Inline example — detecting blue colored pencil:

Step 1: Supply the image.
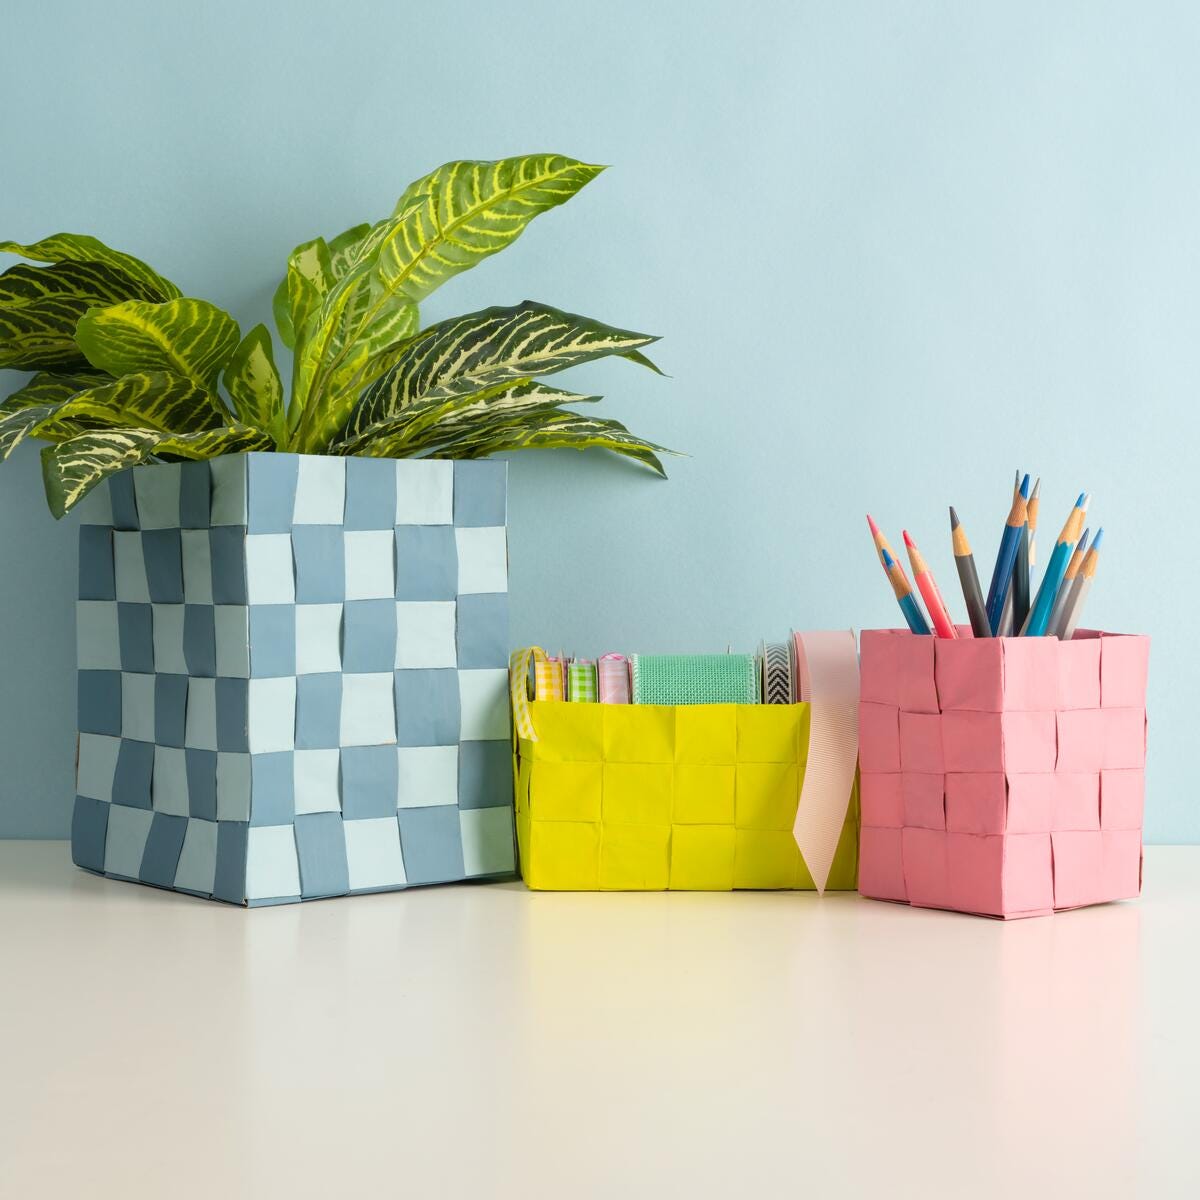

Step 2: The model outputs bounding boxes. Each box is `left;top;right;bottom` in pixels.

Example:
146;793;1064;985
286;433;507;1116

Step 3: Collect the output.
881;547;932;635
1022;493;1090;636
985;473;1031;635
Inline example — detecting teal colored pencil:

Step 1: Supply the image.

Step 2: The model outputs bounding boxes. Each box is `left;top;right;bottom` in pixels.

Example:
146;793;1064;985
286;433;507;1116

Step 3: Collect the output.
882;547;932;635
986;474;1031;635
1023;493;1089;636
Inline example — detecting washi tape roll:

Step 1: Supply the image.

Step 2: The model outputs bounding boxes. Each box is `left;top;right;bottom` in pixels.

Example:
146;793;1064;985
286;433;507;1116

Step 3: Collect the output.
598;653;630;704
567;659;598;702
761;641;793;704
534;655;565;702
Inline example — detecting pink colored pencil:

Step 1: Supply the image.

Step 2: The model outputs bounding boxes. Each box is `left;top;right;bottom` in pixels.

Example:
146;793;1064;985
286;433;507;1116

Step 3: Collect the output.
903;530;959;639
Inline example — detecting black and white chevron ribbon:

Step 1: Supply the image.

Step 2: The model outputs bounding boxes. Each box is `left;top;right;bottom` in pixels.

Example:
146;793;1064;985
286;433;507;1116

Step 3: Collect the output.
761;641;793;704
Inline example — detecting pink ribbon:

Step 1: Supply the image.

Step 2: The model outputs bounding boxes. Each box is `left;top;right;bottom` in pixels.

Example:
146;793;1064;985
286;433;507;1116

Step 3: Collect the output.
792;630;860;893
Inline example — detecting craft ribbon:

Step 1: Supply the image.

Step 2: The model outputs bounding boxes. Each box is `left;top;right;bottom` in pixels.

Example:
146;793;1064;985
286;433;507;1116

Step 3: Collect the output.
761;641;793;704
598;653;630;704
791;629;860;894
508;646;548;742
535;654;565;702
567;659;598;703
631;653;759;705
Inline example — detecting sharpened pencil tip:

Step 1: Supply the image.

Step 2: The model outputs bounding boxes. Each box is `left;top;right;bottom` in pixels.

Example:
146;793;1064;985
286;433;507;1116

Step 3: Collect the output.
902;529;915;548
1031;478;1041;498
1092;528;1104;551
949;506;959;528
866;513;880;536
1076;492;1087;508
1019;474;1031;498
881;547;895;567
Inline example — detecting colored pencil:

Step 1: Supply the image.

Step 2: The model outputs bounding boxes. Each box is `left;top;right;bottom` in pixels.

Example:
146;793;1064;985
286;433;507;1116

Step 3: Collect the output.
1022;492;1090;636
950;507;990;637
1012;478;1038;631
1045;528;1090;639
1026;476;1041;571
881;546;932;635
985;473;1031;635
999;582;1015;636
903;531;959;639
1058;529;1103;641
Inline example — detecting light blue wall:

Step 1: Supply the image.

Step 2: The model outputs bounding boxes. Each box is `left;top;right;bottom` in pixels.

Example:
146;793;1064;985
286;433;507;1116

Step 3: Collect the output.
1;1;1194;839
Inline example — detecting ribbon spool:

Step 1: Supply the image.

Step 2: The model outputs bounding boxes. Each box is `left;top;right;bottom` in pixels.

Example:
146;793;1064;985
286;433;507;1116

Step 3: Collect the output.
761;641;793;704
598;653;630;704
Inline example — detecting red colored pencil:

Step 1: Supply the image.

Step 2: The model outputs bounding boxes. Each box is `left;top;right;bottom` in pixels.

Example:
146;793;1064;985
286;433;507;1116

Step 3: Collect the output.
903;530;960;639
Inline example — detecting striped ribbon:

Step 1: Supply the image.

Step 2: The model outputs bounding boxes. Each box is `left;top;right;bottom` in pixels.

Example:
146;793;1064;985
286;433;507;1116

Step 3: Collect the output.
567;659;598;702
508;646;548;742
598;653;630;704
791;629;860;894
761;641;793;704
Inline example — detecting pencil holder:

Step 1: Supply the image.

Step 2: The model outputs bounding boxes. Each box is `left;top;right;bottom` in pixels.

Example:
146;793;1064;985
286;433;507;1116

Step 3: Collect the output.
509;634;860;891
857;628;1148;919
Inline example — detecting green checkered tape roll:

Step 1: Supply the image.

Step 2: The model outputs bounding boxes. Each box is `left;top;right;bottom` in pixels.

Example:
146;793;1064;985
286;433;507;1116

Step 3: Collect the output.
567;659;597;702
630;653;759;705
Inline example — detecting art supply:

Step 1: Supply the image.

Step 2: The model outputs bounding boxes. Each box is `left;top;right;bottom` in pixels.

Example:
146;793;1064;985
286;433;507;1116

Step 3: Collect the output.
597;653;630;704
1045;528;1090;640
534;655;565;701
761;641;793;703
985;473;1031;635
1027;476;1041;572
880;547;932;635
999;586;1015;637
567;659;597;702
1058;529;1104;640
1022;492;1089;636
631;653;759;705
949;506;990;638
903;531;959;639
1011;477;1038;631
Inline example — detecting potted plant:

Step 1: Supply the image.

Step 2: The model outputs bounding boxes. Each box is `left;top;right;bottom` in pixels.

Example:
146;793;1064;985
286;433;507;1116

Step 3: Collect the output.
0;153;668;905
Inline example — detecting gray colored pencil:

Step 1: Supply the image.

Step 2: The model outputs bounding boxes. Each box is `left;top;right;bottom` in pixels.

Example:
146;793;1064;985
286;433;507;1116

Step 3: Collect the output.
1047;528;1090;638
950;507;991;637
1058;529;1104;640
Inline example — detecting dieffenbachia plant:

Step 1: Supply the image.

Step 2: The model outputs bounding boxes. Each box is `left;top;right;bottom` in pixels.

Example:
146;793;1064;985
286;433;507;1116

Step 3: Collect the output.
0;154;670;516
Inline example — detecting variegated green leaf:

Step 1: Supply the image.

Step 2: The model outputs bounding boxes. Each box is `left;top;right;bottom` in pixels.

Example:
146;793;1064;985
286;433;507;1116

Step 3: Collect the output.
223;325;286;444
294;155;601;451
0;232;179;302
336;379;599;457
328;223;372;277
343;302;659;442
0;401;66;461
0;370;109;415
272;237;333;351
0;259;164;307
41;422;270;518
43;371;227;435
436;410;670;476
0;295;100;371
75;298;240;391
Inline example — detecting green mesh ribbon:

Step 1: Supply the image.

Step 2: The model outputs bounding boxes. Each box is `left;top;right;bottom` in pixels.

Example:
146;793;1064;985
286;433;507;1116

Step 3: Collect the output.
630;653;760;705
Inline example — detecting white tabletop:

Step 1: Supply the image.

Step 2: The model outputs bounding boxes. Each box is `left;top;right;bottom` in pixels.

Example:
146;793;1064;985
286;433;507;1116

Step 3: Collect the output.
0;843;1195;1198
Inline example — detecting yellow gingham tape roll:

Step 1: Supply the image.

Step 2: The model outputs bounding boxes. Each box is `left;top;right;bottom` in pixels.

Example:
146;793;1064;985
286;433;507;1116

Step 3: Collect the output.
509;646;549;742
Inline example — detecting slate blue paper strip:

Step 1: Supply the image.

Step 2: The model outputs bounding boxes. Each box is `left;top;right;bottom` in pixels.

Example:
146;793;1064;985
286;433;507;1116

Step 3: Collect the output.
294;812;351;898
142;529;184;602
104;803;153;879
140;812;188;887
109;471;139;530
249;604;297;677
214;678;249;752
155;673;188;747
179;462;211;529
209;526;248;604
185;749;218;820
295;673;343;749
78;670;122;736
71;794;109;871
341;745;399;820
394;668;461;746
399;805;465;885
249;752;296;826
212;820;249;904
344;456;397;531
79;527;115;600
113;740;154;810
394;526;457;600
247;453;299;534
183;605;217;677
453;461;506;528
292;525;346;603
342;599;397;673
458;740;512;810
117;602;154;673
455;592;509;669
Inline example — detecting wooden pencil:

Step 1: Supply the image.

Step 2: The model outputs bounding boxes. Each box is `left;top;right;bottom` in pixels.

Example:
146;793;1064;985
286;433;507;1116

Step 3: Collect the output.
903;530;959;639
1023;493;1089;636
881;546;932;635
950;507;990;638
985;473;1031;635
1012;478;1038;631
1026;476;1041;572
1058;529;1103;640
1045;527;1090;639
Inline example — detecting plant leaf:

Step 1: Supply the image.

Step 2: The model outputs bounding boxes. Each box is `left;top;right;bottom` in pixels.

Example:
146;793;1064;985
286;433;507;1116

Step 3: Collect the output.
43;370;228;435
75;298;241;391
41;423;270;518
294;155;602;450
0;232;180;302
222;324;285;444
0;370;109;415
336;379;600;457
0;259;165;307
343;301;660;442
0;295;103;371
328;223;372;277
272;237;333;351
0;401;70;461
